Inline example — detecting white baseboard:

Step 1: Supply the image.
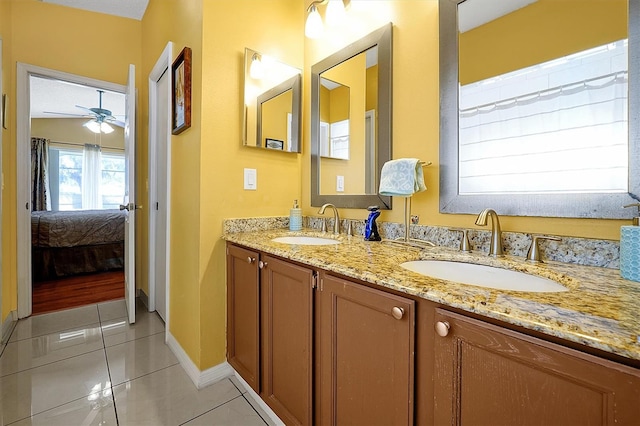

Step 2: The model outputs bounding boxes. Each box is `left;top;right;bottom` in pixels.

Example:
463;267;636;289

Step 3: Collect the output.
1;310;17;345
165;331;233;389
164;331;283;425
231;369;285;426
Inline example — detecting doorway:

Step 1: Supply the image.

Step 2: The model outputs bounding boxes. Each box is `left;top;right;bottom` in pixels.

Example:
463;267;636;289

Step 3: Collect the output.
16;63;136;320
148;42;173;325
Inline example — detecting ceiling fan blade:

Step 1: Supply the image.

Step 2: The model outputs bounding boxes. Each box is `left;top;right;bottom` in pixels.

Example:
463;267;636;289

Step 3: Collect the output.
43;111;89;118
75;105;96;115
109;119;125;128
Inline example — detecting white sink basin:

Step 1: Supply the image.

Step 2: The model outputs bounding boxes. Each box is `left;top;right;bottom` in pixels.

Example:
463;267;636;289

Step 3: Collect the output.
400;260;568;293
272;236;341;246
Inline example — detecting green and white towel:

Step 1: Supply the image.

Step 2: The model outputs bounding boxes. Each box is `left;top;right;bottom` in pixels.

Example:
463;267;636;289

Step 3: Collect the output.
378;158;427;197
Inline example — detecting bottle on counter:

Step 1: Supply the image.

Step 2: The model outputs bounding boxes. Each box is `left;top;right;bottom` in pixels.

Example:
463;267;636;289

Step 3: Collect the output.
289;199;302;231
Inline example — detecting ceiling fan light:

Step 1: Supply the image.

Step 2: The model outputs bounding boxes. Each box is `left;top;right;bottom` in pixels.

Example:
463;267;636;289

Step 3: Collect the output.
84;119;102;134
100;122;115;134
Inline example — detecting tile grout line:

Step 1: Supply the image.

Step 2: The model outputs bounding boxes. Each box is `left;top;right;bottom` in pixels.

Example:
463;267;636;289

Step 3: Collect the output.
176;394;246;426
241;393;271;426
97;303;121;426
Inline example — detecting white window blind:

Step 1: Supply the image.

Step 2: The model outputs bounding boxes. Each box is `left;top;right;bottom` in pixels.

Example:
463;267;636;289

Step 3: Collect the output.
459;40;628;195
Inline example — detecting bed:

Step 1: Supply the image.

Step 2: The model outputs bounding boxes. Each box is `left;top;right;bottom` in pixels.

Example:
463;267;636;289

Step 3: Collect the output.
31;209;126;282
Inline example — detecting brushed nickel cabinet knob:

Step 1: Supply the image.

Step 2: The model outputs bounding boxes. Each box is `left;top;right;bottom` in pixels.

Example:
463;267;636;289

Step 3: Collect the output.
259;261;268;269
391;306;405;320
247;257;256;264
435;321;450;337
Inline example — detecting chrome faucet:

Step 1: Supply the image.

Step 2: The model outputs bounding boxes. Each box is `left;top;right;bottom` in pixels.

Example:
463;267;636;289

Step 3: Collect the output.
475;208;503;257
318;203;340;235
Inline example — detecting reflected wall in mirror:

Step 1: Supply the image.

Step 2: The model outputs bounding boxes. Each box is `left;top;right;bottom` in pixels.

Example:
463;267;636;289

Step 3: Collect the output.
311;23;393;208
439;0;639;219
243;48;301;152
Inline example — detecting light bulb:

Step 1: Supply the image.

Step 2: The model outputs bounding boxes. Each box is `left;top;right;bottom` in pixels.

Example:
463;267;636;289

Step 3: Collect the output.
305;5;323;39
249;54;264;80
325;0;345;27
100;122;115;134
84;120;101;134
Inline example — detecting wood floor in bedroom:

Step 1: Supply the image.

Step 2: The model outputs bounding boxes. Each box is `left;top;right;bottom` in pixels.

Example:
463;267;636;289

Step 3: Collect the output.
32;270;125;315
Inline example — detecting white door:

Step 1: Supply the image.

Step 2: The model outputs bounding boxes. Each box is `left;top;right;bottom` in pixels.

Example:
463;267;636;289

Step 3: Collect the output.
154;69;169;321
123;64;137;324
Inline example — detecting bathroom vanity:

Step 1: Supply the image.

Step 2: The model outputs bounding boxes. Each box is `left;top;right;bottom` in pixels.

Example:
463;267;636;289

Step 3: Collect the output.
224;228;640;425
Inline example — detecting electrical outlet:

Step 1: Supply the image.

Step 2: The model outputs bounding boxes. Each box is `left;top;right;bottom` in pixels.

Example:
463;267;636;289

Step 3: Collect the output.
244;168;257;190
411;215;420;224
337;175;345;192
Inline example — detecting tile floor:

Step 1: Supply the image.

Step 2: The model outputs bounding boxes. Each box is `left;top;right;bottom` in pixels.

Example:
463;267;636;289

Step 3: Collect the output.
0;299;275;425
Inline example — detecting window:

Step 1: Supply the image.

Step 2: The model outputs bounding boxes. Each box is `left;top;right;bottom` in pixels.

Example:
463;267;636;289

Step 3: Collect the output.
49;147;125;211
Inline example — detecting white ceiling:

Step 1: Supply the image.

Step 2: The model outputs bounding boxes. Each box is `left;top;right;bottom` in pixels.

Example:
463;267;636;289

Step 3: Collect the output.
30;76;126;120
458;0;538;33
41;0;149;20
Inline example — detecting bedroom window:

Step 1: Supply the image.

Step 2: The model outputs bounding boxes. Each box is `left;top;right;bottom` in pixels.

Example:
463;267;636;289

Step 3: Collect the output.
49;147;125;211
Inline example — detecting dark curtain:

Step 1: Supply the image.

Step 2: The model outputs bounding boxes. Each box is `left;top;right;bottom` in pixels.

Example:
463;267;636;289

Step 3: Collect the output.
31;137;51;211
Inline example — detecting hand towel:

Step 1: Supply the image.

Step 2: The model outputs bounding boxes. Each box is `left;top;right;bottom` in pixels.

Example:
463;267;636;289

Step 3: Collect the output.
378;158;427;197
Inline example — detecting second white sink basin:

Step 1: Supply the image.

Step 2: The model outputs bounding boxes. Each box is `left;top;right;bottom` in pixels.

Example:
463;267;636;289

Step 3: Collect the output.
272;236;341;246
400;260;568;293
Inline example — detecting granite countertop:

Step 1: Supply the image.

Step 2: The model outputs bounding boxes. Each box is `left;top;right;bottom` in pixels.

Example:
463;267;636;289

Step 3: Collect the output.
223;228;640;362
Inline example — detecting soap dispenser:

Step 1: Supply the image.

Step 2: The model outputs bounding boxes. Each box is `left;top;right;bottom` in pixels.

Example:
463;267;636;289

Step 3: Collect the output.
620;203;640;282
364;206;382;241
289;199;302;231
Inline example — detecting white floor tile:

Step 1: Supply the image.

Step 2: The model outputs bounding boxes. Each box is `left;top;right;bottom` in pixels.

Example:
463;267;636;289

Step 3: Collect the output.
97;299;128;322
9;305;99;343
113;366;241;426
0;350;110;425
101;311;165;348
183;395;267;426
8;391;117;426
0;323;103;377
105;332;179;386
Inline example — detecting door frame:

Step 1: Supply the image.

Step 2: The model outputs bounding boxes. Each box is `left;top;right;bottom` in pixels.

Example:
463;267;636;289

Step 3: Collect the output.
16;63;126;318
148;42;173;328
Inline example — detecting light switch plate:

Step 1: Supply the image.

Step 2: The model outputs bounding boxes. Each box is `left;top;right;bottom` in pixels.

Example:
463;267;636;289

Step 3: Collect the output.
244;168;257;190
337;175;345;192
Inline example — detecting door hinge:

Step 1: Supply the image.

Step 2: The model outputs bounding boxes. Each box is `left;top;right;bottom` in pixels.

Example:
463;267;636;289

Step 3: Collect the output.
156;202;159;210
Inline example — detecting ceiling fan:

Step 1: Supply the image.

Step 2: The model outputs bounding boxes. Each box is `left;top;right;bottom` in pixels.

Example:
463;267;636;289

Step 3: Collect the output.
75;89;125;134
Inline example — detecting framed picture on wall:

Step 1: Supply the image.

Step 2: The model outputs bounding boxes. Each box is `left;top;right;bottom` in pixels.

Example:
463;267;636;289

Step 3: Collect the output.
172;47;192;135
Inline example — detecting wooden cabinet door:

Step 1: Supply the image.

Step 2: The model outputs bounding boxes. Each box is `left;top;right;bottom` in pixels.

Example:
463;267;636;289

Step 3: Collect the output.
317;273;415;426
226;244;260;392
434;308;640;425
260;255;315;426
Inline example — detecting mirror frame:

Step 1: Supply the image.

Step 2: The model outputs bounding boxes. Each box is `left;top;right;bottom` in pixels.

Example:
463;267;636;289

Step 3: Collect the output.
439;0;640;219
256;74;301;151
311;23;393;209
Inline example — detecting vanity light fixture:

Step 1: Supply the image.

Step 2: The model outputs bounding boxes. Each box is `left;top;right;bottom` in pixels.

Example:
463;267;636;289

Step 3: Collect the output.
249;53;264;79
305;0;347;38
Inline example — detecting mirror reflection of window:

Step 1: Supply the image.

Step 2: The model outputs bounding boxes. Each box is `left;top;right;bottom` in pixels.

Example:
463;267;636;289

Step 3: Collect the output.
457;0;628;196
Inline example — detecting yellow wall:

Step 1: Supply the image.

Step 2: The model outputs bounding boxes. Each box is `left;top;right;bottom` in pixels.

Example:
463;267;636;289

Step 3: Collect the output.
303;0;628;242
0;0;141;323
1;0;13;323
31;118;125;151
199;0;303;369
460;0;628;84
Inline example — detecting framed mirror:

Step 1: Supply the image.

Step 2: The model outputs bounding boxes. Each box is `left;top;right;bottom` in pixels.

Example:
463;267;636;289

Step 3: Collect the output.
311;23;393;209
243;48;302;152
439;0;639;219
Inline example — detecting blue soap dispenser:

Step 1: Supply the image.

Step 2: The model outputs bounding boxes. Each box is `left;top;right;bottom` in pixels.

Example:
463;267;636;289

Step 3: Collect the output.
364;206;382;241
620;203;640;282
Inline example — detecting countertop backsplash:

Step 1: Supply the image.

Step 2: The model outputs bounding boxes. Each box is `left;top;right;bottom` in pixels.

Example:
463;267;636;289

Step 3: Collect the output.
223;216;620;269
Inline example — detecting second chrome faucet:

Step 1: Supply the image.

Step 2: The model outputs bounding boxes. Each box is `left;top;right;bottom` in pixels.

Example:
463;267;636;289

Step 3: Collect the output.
475;208;503;257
